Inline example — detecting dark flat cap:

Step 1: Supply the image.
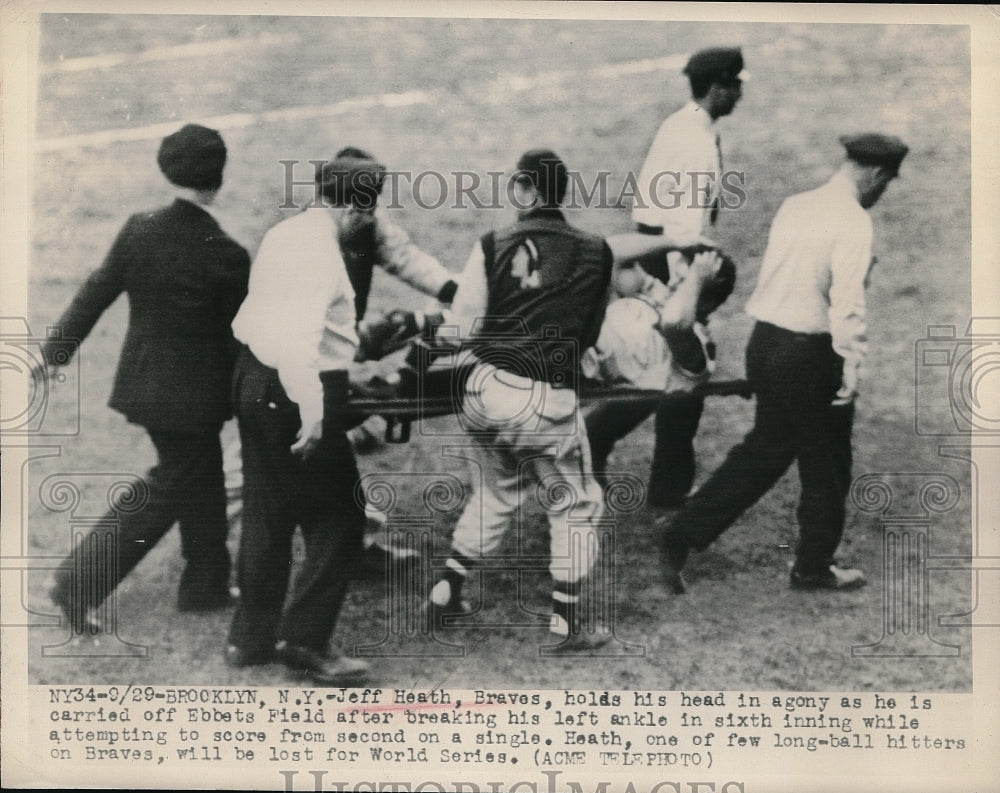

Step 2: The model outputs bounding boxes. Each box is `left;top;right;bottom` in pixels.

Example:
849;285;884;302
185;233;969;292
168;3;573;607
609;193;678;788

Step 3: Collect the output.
157;124;227;190
318;151;386;208
840;133;909;175
683;47;748;83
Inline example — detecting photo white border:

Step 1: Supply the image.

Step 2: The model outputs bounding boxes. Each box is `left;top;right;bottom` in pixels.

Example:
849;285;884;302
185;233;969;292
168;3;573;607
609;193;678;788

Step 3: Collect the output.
2;2;998;790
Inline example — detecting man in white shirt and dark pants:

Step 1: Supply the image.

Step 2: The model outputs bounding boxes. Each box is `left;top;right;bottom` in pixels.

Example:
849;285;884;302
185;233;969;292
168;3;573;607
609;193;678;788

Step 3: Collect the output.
662;133;908;593
223;159;381;684
586;47;747;509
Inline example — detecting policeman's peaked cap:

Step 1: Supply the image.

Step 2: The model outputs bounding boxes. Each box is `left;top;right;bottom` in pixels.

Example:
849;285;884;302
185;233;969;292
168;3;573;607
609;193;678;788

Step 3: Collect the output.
683;47;749;85
839;133;909;176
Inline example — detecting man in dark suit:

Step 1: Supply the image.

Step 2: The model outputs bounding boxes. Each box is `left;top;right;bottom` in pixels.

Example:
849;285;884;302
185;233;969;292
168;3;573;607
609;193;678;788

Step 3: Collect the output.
40;124;251;630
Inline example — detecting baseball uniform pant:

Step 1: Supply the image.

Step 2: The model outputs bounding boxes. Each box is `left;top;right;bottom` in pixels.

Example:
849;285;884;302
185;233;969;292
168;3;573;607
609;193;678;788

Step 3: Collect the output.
586;396;702;505
449;364;605;584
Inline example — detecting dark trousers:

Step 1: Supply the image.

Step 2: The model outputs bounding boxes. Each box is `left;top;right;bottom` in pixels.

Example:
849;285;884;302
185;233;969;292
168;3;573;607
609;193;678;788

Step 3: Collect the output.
670;321;854;577
585;394;704;506
227;347;365;656
54;429;231;610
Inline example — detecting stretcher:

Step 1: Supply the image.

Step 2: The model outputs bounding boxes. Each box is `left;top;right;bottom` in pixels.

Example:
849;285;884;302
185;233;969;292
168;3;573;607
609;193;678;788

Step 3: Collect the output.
344;353;753;443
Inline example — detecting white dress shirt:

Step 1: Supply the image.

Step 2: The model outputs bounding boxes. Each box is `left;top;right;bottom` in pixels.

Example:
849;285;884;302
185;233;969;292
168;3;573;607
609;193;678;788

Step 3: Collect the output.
632;100;721;242
232;207;358;429
745;170;874;383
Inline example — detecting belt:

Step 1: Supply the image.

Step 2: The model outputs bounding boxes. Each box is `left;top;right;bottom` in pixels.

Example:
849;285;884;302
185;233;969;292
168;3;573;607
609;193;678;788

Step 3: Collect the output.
238;343;273;375
636;223;664;235
755;320;833;343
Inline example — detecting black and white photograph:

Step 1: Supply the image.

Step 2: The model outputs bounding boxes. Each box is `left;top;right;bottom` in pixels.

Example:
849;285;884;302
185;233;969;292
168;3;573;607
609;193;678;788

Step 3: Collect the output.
1;2;997;791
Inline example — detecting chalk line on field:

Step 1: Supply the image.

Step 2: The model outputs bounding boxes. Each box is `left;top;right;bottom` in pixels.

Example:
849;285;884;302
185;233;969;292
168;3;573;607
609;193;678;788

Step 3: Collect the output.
41;32;299;75
36;94;434;153
488;53;687;96
36;54;688;153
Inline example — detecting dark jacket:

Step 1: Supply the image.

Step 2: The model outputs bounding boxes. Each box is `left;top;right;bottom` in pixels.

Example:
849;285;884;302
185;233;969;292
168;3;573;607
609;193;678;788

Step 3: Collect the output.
476;208;613;387
44;199;250;432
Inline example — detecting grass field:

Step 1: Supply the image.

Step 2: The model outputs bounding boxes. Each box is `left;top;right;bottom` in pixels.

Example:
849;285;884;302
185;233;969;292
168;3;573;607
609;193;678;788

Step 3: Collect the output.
21;13;974;691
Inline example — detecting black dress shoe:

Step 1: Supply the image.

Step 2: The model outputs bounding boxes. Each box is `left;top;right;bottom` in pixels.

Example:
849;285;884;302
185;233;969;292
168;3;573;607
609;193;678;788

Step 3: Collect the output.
790;565;867;591
660;535;690;595
274;642;370;686
225;644;273;668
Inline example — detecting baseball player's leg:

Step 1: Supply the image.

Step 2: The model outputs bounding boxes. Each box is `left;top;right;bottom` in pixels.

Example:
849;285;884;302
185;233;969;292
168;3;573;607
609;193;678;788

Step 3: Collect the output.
582;296;666;485
349;414;386;454
429;439;522;615
534;407;609;649
584;399;657;486
543;415;605;579
649;394;705;508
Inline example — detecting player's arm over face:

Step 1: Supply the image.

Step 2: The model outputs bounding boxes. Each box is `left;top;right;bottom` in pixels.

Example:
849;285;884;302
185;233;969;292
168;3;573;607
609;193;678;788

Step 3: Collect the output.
603;230;716;265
